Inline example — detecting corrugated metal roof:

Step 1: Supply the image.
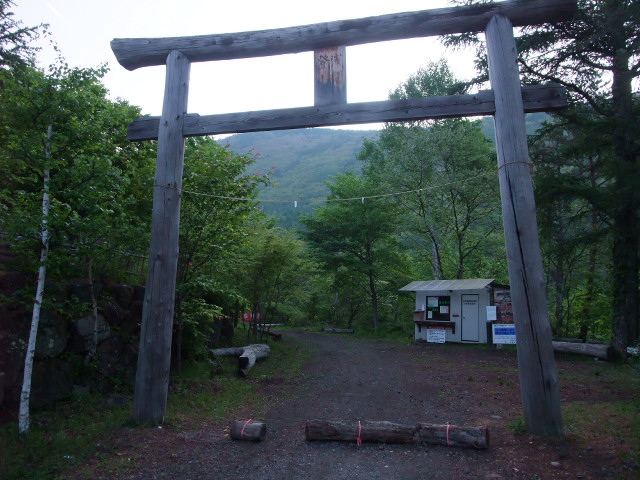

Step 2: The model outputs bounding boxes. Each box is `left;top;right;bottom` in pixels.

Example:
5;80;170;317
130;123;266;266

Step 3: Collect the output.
399;279;495;292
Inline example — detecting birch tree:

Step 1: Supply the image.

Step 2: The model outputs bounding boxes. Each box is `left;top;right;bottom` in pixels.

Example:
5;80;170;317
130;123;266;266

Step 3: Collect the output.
0;64;155;432
17;125;51;434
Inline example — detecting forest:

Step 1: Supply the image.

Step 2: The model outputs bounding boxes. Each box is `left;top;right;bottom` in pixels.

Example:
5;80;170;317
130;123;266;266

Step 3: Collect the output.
0;0;638;433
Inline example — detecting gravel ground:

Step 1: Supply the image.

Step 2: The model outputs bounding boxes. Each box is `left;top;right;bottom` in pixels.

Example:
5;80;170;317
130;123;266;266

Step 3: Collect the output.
72;330;639;480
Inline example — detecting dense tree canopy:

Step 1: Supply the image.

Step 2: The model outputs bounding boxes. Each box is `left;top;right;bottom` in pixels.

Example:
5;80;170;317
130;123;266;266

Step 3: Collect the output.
300;173;404;332
446;0;640;353
0;0;43;69
171;137;269;360
358;61;503;281
0;64;156;282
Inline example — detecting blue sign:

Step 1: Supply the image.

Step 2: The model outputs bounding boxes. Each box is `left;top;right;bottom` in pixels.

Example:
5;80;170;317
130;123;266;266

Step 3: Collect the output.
493;323;516;344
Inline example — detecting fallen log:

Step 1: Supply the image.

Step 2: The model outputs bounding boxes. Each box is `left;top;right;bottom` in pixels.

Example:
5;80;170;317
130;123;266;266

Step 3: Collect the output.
321;327;354;334
305;420;489;449
418;423;489;449
552;341;614;361
211;344;270;376
230;419;267;441
305;420;418;444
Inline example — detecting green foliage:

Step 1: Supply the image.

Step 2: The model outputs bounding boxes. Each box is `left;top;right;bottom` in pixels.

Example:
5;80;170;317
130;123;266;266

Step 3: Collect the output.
225;217;316;328
389;58;468;98
508;417;527;435
359;60;503;281
0;394;130;479
222;129;378;228
300;172;406;331
0;64;156;286
530;110;614;339
446;0;640;349
174;136;268;358
0;0;45;69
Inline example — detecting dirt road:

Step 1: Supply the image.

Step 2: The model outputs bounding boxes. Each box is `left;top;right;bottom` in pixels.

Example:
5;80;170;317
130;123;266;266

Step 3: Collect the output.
81;330;638;480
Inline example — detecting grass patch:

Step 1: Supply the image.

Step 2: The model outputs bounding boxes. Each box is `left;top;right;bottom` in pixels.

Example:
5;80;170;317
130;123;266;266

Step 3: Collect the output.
508;417;527;435
497;378;515;387
0;336;309;479
0;395;130;480
563;400;640;449
167;336;308;423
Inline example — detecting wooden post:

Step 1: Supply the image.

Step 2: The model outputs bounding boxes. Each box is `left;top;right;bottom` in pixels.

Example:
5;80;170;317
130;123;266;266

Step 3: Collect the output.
485;14;563;437
132;50;191;425
314;46;346;106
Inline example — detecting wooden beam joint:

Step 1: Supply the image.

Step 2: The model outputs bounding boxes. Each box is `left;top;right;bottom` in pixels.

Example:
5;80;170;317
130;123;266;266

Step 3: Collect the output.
314;46;347;106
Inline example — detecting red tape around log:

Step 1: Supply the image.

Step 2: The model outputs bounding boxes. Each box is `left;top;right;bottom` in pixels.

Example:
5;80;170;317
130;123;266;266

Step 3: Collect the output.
357;421;362;446
241;418;252;439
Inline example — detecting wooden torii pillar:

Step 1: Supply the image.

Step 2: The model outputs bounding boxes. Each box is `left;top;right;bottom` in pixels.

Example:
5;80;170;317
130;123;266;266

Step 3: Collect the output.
112;0;576;435
130;50;190;424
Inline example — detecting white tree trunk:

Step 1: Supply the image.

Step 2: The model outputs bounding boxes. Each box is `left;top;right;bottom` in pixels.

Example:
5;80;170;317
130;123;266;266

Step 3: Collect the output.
19;125;53;434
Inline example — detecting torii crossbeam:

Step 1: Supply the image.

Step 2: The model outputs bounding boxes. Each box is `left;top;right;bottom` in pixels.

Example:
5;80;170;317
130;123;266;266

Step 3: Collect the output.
111;0;577;436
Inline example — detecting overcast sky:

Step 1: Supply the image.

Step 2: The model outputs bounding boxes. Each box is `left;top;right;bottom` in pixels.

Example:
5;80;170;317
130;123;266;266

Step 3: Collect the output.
16;0;478;127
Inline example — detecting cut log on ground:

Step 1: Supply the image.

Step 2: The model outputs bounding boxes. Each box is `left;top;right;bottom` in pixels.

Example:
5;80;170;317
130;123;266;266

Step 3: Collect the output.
552;341;614;361
321;327;354;334
418;423;489;449
211;344;270;376
305;420;418;444
305;420;489;449
230;420;267;441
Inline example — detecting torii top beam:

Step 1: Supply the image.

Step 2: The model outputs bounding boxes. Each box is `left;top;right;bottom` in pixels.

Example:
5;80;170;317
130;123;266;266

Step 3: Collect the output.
111;0;577;71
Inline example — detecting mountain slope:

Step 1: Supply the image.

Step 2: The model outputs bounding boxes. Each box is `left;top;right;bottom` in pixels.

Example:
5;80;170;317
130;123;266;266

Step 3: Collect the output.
221;129;379;227
221;113;549;227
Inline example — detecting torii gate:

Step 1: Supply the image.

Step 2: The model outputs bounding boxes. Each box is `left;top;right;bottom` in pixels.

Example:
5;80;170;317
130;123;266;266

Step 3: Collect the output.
111;0;577;436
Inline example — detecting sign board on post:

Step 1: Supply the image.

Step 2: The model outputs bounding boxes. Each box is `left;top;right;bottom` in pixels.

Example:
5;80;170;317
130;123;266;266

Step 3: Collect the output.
492;323;517;344
486;306;497;321
427;327;446;344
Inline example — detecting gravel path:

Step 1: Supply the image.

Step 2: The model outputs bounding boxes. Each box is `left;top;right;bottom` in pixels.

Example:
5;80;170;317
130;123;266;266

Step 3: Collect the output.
108;330;490;480
79;330;639;480
231;330;477;480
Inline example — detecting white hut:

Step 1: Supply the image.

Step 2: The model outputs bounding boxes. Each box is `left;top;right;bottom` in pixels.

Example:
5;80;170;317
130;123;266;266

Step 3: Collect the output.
399;279;512;344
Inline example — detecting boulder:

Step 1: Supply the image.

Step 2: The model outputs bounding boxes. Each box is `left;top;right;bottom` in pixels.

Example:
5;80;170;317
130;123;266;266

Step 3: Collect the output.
31;358;73;408
0;332;26;408
73;313;111;352
106;284;135;309
35;311;69;359
102;298;127;327
70;281;103;305
96;336;125;378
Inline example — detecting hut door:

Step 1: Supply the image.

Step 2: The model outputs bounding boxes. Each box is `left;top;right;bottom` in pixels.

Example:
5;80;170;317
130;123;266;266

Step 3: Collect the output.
461;294;479;342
